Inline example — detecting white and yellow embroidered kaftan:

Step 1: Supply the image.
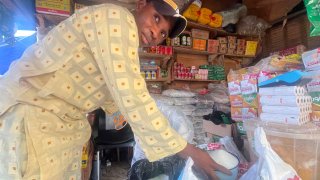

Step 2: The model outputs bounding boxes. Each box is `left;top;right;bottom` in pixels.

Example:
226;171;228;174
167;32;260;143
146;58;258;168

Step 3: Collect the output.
0;4;187;180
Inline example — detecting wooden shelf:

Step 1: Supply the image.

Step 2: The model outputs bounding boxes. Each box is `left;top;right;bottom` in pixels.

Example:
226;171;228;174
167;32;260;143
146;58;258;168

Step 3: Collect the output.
174;78;221;83
173;46;256;58
145;78;168;82
139;52;171;60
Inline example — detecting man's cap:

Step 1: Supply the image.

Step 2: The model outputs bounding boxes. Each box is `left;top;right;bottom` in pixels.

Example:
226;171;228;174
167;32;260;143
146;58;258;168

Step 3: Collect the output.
150;0;187;38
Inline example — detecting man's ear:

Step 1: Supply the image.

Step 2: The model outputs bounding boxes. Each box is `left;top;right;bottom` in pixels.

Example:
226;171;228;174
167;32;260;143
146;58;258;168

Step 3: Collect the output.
136;0;147;11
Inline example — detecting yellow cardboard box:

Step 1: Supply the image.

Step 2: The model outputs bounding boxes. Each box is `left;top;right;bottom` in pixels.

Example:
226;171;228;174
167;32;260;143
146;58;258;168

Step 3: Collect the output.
36;0;72;17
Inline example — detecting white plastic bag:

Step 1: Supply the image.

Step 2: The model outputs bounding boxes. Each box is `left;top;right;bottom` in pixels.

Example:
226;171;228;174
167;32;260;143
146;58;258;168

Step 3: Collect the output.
240;127;301;180
131;101;194;165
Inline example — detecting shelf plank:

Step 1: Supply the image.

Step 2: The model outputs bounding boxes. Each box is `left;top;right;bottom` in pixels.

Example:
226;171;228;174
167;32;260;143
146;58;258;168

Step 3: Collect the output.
145;78;168;82
139;52;171;60
173;78;221;83
173;46;256;58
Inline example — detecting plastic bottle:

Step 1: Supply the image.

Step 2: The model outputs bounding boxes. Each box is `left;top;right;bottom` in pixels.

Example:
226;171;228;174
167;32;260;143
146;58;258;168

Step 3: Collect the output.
197;8;212;25
208;13;223;28
183;0;202;21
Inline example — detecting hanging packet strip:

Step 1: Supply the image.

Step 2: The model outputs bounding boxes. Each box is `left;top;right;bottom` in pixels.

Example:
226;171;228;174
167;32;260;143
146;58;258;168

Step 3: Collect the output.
304;0;320;36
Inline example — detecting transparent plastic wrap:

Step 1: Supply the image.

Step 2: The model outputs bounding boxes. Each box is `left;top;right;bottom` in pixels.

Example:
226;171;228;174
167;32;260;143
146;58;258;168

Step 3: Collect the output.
219;4;247;27
173;97;199;105
175;104;197;116
214;103;231;113
208;91;229;104
195;94;215;109
150;94;175;105
131;101;194;165
192;108;213;117
208;82;228;92
190;116;207;144
162;89;196;98
219;136;248;164
254;54;303;72
236;15;271;37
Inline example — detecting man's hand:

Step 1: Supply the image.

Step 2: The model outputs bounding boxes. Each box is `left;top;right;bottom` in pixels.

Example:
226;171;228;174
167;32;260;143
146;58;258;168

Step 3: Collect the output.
177;143;232;180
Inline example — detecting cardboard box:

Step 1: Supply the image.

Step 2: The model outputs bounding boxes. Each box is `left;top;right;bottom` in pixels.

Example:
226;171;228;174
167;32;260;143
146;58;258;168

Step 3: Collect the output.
227;36;237;44
203;120;232;137
228;42;236;49
36;0;72;17
230;95;243;107
217;37;227;44
311;111;320;121
231;107;258;121
245;41;258;56
242;93;259;108
191;29;210;39
207;39;219;53
219;43;227;54
237;39;246;47
227;48;236;55
207;39;219;46
236;47;245;55
192;38;207;51
207;46;219;53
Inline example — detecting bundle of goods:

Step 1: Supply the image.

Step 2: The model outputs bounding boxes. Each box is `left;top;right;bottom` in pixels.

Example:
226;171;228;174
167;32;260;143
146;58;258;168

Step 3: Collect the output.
259;86;312;125
208;83;230;113
307;73;320;125
201;65;226;80
255;46;305;73
161;89;208;144
228;68;259;122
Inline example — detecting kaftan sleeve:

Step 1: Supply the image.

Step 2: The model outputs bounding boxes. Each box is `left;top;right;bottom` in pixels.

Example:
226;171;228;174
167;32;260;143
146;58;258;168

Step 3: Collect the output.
77;4;187;162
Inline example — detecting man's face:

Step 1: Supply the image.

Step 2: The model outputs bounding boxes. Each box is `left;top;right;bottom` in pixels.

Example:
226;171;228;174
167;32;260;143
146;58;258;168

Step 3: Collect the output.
135;3;171;46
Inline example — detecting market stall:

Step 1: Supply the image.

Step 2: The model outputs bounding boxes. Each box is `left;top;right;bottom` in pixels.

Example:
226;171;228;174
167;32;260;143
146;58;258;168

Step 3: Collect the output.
2;0;320;179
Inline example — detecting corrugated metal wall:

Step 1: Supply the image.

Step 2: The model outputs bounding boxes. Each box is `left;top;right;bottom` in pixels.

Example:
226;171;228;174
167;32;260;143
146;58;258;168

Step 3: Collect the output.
261;14;320;57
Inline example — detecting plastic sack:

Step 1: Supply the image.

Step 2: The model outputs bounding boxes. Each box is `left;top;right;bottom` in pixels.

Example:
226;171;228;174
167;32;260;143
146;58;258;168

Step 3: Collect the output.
219;136;248;164
240;127;300;180
172;97;198;105
214;103;231;113
304;0;320;36
162;89;196;98
195;94;215;109
219;4;247;27
192;108;213;117
128;155;186;180
236;15;271;36
178;157;209;180
150;94;175;105
208;91;229;104
131;101;194;165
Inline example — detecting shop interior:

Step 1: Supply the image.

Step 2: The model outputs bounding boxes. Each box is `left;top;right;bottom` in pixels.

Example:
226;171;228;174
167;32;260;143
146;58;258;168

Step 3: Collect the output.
1;0;320;179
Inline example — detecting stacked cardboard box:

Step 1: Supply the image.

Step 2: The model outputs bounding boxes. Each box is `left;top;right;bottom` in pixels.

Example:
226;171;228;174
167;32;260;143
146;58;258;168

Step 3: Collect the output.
36;0;72;17
218;37;227;54
228;69;258;122
227;36;237;55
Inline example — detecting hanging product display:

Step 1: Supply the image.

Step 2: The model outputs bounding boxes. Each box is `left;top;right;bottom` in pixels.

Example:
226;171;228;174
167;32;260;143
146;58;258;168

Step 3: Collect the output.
304;0;320;36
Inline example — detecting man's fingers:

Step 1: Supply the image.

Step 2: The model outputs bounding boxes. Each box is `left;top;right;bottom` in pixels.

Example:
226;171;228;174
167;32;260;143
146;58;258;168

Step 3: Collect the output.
208;170;220;180
212;163;232;176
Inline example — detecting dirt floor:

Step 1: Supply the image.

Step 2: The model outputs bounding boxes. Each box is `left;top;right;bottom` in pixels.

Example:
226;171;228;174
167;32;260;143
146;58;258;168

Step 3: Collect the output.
101;161;130;180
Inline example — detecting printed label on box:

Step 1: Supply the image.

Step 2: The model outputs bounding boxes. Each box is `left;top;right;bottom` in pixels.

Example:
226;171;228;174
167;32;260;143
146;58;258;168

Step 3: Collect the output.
228;81;241;95
242;93;258;108
309;91;320;111
230;95;243;107
241;79;258;95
